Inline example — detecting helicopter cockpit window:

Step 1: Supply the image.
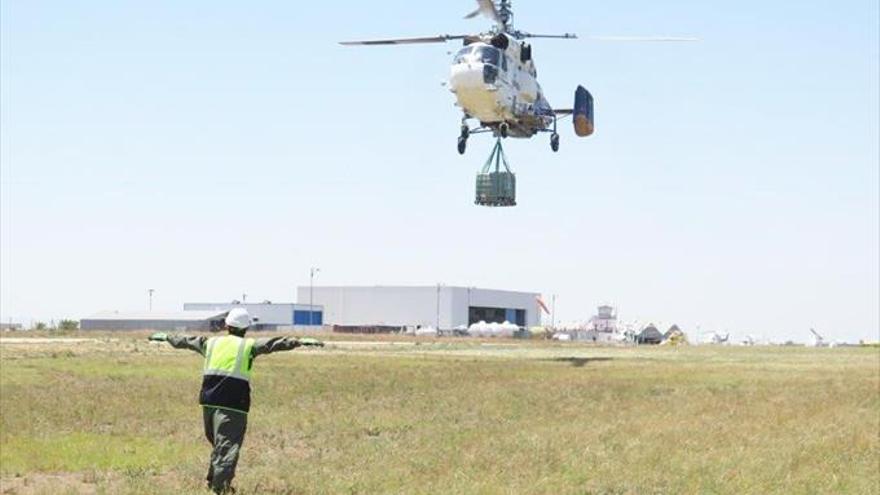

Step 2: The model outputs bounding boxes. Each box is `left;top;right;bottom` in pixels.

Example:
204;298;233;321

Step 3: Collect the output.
454;45;501;67
453;46;473;64
474;46;501;66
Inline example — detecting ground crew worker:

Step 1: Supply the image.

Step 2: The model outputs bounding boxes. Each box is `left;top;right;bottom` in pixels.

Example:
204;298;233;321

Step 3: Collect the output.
148;308;323;494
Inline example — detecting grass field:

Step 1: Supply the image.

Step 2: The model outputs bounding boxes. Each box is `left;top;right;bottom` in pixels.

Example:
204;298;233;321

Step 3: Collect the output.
1;334;878;494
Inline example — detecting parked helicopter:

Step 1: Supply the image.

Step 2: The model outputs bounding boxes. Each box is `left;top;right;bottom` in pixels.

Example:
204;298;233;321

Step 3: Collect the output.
341;0;696;155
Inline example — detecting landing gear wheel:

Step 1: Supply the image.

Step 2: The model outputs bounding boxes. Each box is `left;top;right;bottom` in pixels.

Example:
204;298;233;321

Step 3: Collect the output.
457;136;467;155
550;133;560;152
460;125;470;139
499;123;510;138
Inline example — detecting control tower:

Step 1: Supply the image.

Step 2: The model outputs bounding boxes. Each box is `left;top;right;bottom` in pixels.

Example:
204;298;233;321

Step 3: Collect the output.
590;305;618;333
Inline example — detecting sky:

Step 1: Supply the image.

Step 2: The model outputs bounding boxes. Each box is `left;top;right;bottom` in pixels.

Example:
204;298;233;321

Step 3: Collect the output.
1;0;878;343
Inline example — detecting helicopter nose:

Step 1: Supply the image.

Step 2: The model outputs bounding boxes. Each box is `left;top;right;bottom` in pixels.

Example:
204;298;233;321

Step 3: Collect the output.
449;63;488;92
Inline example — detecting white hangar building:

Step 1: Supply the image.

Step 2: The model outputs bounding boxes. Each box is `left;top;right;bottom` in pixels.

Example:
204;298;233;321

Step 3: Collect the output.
81;310;227;331
183;302;324;329
295;286;541;329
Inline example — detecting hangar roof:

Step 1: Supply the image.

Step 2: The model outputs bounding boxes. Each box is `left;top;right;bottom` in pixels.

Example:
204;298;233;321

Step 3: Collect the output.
83;310;227;321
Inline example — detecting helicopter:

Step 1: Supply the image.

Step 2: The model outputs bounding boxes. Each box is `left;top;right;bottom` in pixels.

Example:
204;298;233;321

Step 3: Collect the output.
341;0;696;155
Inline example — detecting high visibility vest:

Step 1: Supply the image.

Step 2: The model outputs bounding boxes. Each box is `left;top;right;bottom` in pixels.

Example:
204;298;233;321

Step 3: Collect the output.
203;335;255;381
199;335;256;413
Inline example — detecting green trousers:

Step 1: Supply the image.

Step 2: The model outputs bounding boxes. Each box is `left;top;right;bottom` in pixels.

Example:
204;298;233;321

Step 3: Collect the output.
203;407;248;493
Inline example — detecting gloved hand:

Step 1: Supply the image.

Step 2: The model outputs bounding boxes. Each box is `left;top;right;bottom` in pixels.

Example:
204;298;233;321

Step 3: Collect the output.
297;337;324;347
148;332;168;342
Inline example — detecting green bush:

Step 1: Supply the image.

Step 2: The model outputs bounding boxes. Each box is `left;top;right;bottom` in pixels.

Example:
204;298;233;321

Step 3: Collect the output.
58;319;79;331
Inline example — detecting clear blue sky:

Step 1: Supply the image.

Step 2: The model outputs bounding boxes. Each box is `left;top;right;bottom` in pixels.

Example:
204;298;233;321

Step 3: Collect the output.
1;0;878;343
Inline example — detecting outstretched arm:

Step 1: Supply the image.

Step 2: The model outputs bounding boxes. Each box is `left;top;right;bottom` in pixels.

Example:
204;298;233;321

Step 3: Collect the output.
149;333;208;356
252;336;324;357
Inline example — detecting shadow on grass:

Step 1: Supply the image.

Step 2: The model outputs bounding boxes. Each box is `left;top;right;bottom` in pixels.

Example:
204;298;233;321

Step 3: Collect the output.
544;357;613;368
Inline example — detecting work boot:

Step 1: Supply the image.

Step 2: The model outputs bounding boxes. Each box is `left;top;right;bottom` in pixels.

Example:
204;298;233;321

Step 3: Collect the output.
212;482;235;494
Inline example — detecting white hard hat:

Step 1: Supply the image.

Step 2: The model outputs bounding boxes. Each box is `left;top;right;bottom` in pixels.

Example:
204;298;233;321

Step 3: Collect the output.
225;308;251;329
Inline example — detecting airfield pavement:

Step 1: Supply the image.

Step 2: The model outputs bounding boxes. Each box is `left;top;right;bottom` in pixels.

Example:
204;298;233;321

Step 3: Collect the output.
0;333;878;494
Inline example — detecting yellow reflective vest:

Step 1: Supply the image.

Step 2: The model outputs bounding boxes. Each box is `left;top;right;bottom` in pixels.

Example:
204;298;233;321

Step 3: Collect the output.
200;335;256;413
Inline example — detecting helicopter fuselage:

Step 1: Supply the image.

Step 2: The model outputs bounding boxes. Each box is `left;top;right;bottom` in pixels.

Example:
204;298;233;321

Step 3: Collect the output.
449;37;553;138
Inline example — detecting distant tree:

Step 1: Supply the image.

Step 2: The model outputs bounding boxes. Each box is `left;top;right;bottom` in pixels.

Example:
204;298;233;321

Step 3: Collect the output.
58;319;79;331
33;321;47;331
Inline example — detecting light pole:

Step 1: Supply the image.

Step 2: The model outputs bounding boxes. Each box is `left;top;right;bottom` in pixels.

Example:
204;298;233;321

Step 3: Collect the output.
148;289;155;312
436;283;442;331
310;267;320;327
551;294;557;329
467;286;472;327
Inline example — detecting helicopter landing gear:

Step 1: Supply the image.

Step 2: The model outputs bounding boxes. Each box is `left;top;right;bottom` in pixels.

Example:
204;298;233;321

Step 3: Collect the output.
499;122;510;138
550;133;560;152
458;124;470;155
549;114;560;152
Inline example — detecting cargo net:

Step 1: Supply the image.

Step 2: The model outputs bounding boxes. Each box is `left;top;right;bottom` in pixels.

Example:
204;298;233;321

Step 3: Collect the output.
475;139;516;207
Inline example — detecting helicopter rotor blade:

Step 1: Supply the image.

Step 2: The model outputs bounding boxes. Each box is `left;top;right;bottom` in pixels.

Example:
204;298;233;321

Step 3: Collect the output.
340;35;475;46
588;36;699;42
517;33;697;42
464;0;501;24
519;33;579;40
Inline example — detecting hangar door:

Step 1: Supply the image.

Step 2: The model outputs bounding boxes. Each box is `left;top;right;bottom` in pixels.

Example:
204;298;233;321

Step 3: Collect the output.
469;307;526;327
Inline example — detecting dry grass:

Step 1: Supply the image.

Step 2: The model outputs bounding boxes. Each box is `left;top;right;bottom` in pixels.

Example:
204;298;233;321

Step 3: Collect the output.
1;336;878;494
